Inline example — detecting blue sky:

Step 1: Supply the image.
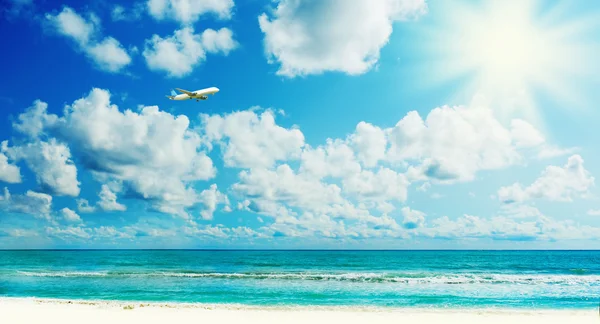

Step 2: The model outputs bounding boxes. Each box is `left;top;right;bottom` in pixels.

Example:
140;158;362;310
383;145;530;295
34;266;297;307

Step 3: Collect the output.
1;0;600;249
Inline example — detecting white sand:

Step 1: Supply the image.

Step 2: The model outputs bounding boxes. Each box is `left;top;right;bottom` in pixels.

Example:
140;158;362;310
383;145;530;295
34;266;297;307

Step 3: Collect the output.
0;298;598;324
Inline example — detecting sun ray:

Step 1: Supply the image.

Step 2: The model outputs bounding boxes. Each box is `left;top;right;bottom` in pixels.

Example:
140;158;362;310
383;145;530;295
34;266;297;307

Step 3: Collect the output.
411;0;600;129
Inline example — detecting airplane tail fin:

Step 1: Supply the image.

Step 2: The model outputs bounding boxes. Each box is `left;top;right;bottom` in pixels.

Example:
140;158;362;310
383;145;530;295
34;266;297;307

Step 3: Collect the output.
170;89;177;96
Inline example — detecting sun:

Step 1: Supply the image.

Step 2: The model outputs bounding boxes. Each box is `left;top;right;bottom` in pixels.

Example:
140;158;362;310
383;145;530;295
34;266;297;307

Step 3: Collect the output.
414;0;599;126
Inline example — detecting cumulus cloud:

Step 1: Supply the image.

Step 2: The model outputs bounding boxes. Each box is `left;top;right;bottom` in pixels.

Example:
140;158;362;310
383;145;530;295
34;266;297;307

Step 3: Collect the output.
0;151;21;184
206;99;568;240
4;88;596;245
45;7;132;73
5;101;79;196
349;122;387;168
258;0;428;77
97;184;127;212
60;207;82;223
232;165;344;212
147;0;234;24
401;206;425;229
143;27;237;77
198;184;230;220
510;119;545;148
260;209;405;240
497;155;595;203
387;104;524;183
201;109;305;169
76;199;96;213
12;100;59;139
0;187;52;218
3;139;80;197
201;28;238;55
13;88;217;219
86;38;133;72
419;211;600;242
299;139;360;180
510;119;577;159
342;167;409;203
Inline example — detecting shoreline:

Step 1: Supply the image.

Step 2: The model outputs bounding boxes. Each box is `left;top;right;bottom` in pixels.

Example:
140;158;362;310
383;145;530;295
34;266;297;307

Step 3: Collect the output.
1;297;597;324
0;296;596;314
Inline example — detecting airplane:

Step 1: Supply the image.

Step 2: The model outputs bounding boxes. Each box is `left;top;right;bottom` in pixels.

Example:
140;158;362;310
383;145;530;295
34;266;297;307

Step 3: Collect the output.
166;87;220;102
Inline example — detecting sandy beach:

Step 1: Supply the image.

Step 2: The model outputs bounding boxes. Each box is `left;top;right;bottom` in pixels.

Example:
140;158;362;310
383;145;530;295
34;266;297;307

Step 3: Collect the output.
0;298;597;324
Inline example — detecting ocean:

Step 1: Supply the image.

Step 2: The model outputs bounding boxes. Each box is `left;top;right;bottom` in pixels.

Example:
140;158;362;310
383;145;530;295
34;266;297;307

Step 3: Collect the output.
0;250;598;310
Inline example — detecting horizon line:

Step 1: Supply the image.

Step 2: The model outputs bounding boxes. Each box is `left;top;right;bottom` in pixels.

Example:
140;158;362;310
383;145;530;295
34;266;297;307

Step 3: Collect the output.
1;249;599;251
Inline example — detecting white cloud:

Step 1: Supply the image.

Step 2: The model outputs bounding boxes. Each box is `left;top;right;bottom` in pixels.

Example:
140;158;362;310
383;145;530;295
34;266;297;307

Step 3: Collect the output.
342;167;409;203
419;210;600;242
510;119;577;159
111;3;144;22
45;7;132;73
258;0;428;77
147;0;234;24
498;155;595;203
201;109;305;169
401;206;425;229
232;164;344;212
198;184;229;220
510;119;545;148
60;207;82;223
201;28;238;55
45;225;135;242
97;184;127;212
0;150;21;184
184;225;266;240
299;139;360;180
46;226;90;240
5;89;596;244
111;5;128;21
349;122;387;168
417;182;430;192
86;37;134;72
12;100;59;139
498;203;544;219
0;187;52;218
143;27;237;77
46;6;95;44
201;98;565;240
387;104;524;183
260;210;405;240
3;139;80;197
14;88;217;219
76;199;96;213
587;209;600;216
0;228;38;238
536;146;579;159
143;27;205;77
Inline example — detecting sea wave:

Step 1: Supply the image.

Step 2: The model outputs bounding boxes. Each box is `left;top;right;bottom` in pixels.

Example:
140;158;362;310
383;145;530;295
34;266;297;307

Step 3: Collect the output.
13;270;600;285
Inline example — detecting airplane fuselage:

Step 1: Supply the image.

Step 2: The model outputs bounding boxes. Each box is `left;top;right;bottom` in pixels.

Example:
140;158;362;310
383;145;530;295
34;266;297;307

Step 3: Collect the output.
168;87;220;101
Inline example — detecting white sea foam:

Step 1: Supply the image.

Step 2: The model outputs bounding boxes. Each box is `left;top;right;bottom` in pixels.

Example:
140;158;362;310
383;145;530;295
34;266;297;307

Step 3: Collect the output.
12;270;600;286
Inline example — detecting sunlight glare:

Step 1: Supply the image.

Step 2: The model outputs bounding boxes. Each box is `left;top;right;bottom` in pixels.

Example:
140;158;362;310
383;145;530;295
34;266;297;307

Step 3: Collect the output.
416;0;599;126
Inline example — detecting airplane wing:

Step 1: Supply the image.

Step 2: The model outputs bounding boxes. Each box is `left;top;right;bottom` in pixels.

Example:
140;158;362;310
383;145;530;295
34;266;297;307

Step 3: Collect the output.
175;88;195;96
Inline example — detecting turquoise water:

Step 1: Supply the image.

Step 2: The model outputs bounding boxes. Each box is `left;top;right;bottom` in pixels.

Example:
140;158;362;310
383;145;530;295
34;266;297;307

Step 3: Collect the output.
0;250;599;309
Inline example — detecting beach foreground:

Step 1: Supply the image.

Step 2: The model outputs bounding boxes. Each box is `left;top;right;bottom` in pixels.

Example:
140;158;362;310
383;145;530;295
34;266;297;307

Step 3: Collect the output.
1;298;597;324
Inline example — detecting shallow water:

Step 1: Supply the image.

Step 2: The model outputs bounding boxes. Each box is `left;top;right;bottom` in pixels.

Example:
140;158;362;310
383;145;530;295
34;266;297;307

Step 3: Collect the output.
0;250;598;309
